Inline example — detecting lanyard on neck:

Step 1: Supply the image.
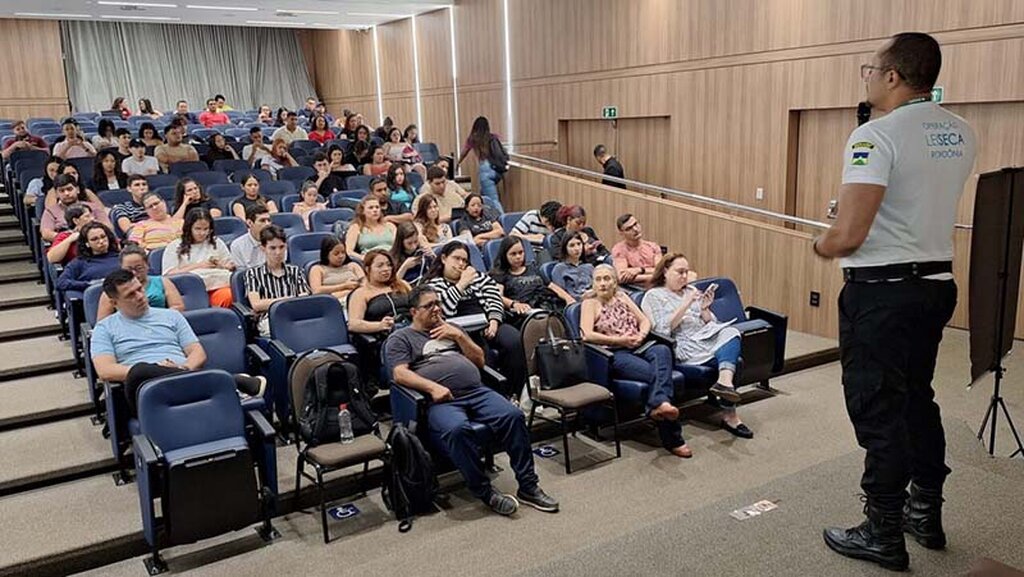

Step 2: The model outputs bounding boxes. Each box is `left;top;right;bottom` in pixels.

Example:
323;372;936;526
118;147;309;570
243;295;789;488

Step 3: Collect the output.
896;96;931;110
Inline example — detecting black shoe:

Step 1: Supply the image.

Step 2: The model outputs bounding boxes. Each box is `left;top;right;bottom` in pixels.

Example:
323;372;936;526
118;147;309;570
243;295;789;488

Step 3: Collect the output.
486;491;519;516
709;383;741;403
823;500;909;572
721;420;754;439
516;486;560;513
903;484;946;550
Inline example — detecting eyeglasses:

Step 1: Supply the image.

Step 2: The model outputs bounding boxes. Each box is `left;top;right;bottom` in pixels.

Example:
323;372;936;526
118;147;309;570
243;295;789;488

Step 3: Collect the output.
860;63;897;81
415;300;441;310
621;221;640;232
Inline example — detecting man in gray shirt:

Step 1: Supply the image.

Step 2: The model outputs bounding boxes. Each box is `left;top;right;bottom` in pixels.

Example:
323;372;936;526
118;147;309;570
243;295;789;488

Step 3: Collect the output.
230;204;272;268
385;286;559;517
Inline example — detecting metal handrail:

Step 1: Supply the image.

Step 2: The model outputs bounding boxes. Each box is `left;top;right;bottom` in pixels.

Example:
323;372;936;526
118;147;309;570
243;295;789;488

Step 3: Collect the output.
509;152;974;231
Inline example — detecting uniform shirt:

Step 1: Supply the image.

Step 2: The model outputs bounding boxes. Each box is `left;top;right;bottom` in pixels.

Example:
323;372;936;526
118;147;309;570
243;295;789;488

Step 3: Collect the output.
840;100;976;269
91;307;198;367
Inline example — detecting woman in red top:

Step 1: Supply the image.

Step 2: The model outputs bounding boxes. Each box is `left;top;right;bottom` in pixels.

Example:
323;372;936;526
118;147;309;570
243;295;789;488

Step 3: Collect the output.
307;115;334;145
110;97;132;119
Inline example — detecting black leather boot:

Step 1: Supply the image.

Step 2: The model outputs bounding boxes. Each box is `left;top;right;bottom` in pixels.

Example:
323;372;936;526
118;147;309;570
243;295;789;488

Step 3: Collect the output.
903;483;946;549
823;499;909;571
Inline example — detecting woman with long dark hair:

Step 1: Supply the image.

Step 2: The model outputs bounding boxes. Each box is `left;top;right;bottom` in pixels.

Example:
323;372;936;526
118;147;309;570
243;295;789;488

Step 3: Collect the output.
390;221;430;283
423;241;527;395
162;207;236;307
456;116;505;212
345;196;396;258
308;115;334;145
109;97;131;119
347;249;412;335
55;222;121;293
309;235;364;303
92;119;119;150
138;122;164;148
386;163;415;208
551;231;595;300
172;178;221;220
489;236;574;318
91;150;127;191
413;196;454;248
137;98;162;119
204;133;239;167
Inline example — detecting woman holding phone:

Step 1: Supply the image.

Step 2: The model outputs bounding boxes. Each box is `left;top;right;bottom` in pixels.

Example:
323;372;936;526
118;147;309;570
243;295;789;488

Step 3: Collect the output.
640;253;752;439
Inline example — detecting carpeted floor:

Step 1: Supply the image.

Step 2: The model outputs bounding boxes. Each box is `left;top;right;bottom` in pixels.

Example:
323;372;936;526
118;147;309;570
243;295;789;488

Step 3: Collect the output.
77;328;1024;577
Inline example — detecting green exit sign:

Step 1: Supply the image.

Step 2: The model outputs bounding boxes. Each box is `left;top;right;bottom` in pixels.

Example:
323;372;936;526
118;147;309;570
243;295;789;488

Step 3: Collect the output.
931;86;944;103
601;106;618;119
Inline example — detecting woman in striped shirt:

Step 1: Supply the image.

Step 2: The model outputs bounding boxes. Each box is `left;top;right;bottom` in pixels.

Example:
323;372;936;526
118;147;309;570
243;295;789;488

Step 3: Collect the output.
423;241;527;396
128;192;183;251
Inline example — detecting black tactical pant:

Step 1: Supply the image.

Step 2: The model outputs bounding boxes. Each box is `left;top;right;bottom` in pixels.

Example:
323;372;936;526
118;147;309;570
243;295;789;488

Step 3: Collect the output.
838;278;957;512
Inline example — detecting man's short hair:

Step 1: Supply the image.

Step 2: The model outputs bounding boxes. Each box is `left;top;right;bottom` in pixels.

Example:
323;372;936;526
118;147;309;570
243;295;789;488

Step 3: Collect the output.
127;174;147;187
369;176;387;190
102;268;137;299
163;125;177;135
427;165;446;181
54;173;78;190
245;202;271;222
206;98;216;106
880;32;942;91
616;213;635;230
214;94;226;101
114;128;131;137
408;285;437;309
539;200;562;224
64;203;91;224
176;100;188;107
593;144;607;158
12;120;25;129
249;126;263;135
312;151;328;163
286;111;298;118
259;224;286;246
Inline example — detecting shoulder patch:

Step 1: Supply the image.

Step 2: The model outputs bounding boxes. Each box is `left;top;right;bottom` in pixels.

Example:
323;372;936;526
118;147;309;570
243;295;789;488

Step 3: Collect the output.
851;151;870;166
851;141;875;150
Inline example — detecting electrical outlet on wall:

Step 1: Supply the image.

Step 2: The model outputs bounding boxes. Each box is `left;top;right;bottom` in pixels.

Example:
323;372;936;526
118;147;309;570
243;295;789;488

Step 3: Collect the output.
755;187;764;201
809;291;821;307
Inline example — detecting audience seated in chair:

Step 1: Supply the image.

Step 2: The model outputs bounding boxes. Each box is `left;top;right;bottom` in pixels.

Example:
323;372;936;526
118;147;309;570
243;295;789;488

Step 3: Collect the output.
551;232;595;301
198;98;230;129
91;150;128;192
308;235;364;305
138;122;165;148
46;162;103;209
41;174;109;242
55;222;121;294
412;165;465;224
423;242;527;397
53;119;98;160
385;286;560;516
92;119;119;151
385;164;415;212
345;196;397;259
611;213;680;287
382;126;427;179
511;200;561;263
46;203;94;266
260;138;298;178
172;177;222;220
232;174;279;220
90;269;264;416
204;133;240;167
369;176;412;225
326;145;358;181
22;156;61;208
154;125;200;173
97;245;185;321
548;205;608;264
110;175;150;236
307;114;333;145
242;126;273;168
348;249;412;338
271;111;308;145
113;128;133;160
390;222;432;283
459;193;504;248
243;225;311;335
311;151;347;196
127;192;182;251
1;119;48;160
362;146;391;177
414;196;455;250
121;138;160;177
580;264;691;458
292;181;327;230
641;254;752;438
162;208;236;307
229;203;272;268
489;236;575;321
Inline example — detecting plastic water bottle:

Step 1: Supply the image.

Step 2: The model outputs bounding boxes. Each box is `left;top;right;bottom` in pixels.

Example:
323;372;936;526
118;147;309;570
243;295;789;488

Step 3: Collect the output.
338;403;354;444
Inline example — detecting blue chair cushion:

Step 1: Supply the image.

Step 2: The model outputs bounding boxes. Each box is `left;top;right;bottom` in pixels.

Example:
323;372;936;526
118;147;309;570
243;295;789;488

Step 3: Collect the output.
607;378;649;405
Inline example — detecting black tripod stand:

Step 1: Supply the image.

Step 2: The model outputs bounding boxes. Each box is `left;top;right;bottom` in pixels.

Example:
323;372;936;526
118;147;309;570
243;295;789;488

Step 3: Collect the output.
976;365;1024;458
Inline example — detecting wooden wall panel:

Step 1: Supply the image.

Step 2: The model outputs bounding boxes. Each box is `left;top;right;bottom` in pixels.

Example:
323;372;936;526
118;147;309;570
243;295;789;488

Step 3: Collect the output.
0;19;69;119
311;29;377;104
452;0;504;89
381;97;417;132
421;93;457;157
377;19;416;96
416;9;454;92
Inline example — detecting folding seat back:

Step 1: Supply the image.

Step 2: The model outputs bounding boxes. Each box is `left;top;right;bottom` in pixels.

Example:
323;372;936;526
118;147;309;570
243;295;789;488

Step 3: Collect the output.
148;248;164;276
190;170;230;187
269;294;351;354
414;142;440;165
270;212;306;238
309;208;353;233
287;232;332;268
499;211;525;234
406;171;424;192
278;165;315;184
167;273;211;310
213;216;247;245
212;159;250;176
168;161;210;176
68;157;94;184
146;173;180;190
330;190;365;209
99;189;132;207
345;175;370;191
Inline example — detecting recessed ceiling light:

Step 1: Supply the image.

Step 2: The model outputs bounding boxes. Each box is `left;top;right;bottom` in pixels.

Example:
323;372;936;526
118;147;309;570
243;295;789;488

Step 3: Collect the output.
276;9;338;15
186;4;258;11
96;1;179;7
101;14;181;20
347;12;412;18
15;12;92;17
246;20;307;26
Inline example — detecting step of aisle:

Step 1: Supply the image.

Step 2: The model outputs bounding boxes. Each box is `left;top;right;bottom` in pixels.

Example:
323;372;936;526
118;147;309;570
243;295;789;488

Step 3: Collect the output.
0;336;76;381
0;372;93;431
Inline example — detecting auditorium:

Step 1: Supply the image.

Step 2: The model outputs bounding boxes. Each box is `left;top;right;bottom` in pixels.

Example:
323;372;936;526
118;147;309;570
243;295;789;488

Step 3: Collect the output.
1;1;1023;575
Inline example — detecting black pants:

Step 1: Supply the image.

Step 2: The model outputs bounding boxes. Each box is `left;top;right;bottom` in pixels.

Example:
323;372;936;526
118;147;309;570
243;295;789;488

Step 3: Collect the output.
470;323;527;398
838;278;957;511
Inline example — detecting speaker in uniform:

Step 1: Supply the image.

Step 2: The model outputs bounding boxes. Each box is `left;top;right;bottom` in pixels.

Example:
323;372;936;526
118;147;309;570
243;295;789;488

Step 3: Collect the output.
812;32;976;571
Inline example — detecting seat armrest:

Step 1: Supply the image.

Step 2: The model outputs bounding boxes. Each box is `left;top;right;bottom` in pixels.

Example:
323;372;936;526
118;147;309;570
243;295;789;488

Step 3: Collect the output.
481;365;507;390
583;342;614;359
350;331;380;349
647;330;675;348
582;343;614;387
267;339;296;362
246;409;276;440
231;302;259;339
245;343;271;366
390;383;428;428
746;306;788;373
132;434;162;466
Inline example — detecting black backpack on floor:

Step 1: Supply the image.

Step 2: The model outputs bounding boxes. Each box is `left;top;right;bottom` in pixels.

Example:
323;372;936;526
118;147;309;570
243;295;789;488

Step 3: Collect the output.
291;349;377;446
382;423;438;532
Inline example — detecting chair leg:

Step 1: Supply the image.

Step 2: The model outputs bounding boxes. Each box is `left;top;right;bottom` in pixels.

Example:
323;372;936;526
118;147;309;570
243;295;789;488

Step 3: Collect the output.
293;454;304;503
609;399;622;459
361;461;369;497
317;468;330;544
527;401;538;431
560;410;572;475
143;540;167;575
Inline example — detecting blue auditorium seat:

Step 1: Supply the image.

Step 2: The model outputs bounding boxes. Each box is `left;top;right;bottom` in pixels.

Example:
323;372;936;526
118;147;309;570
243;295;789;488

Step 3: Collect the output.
287;232;332;268
189;170;230;187
167;273;211;311
213;216;248;245
168;161;210;176
309;208;353;233
270;213;306;239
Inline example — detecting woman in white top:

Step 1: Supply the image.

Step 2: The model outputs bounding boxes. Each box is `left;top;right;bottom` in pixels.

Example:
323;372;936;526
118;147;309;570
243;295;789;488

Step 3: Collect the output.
162;207;236;308
413;195;453;249
292;181;327;230
92;119;119;150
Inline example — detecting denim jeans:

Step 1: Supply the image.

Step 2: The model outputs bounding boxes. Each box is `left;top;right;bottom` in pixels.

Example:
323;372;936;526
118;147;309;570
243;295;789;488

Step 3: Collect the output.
610;344;684;449
477;159;504;213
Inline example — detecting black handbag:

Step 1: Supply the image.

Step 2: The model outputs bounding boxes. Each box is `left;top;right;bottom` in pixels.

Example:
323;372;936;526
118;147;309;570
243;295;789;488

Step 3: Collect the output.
534;315;589;390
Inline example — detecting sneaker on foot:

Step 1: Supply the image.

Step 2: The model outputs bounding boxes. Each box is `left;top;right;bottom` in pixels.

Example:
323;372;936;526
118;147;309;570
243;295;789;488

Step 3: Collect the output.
486;491;519;516
516;486;559;513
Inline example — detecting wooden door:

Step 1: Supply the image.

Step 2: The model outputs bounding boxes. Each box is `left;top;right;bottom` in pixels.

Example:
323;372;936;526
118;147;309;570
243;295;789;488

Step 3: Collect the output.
559;116;672;188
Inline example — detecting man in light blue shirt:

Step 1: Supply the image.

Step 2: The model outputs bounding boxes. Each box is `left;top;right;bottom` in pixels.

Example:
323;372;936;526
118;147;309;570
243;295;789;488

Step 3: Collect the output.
91;269;264;413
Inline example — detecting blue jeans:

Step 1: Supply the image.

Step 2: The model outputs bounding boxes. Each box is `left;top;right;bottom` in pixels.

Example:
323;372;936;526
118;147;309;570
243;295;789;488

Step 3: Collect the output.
427;386;539;500
478;160;504;213
611;344;685;449
713;336;741;373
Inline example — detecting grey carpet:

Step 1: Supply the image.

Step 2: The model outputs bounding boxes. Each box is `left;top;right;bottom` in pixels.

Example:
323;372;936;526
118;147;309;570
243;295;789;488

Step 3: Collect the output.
0;336;74;378
0;306;60;339
0;373;91;423
0;417;114;490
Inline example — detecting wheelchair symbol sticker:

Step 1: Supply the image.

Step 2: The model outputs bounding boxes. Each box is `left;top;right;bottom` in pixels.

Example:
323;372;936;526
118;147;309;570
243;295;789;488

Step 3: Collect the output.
533;445;561;459
327;503;361;520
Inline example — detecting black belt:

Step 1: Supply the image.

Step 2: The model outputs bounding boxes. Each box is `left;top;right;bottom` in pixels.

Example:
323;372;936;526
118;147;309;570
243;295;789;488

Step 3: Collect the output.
843;261;952;283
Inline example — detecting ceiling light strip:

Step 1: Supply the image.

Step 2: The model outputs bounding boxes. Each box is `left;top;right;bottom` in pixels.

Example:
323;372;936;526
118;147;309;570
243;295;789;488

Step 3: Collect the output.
502;0;514;149
449;5;461;163
96;1;178;7
411;15;424;139
101;15;181;20
276;9;338;15
186;5;259;11
372;25;385;126
15;12;92;18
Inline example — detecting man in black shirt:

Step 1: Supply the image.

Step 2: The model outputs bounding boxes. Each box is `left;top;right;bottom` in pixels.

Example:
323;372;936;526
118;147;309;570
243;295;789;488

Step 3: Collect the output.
312;152;347;196
593;144;626;189
369;176;413;224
